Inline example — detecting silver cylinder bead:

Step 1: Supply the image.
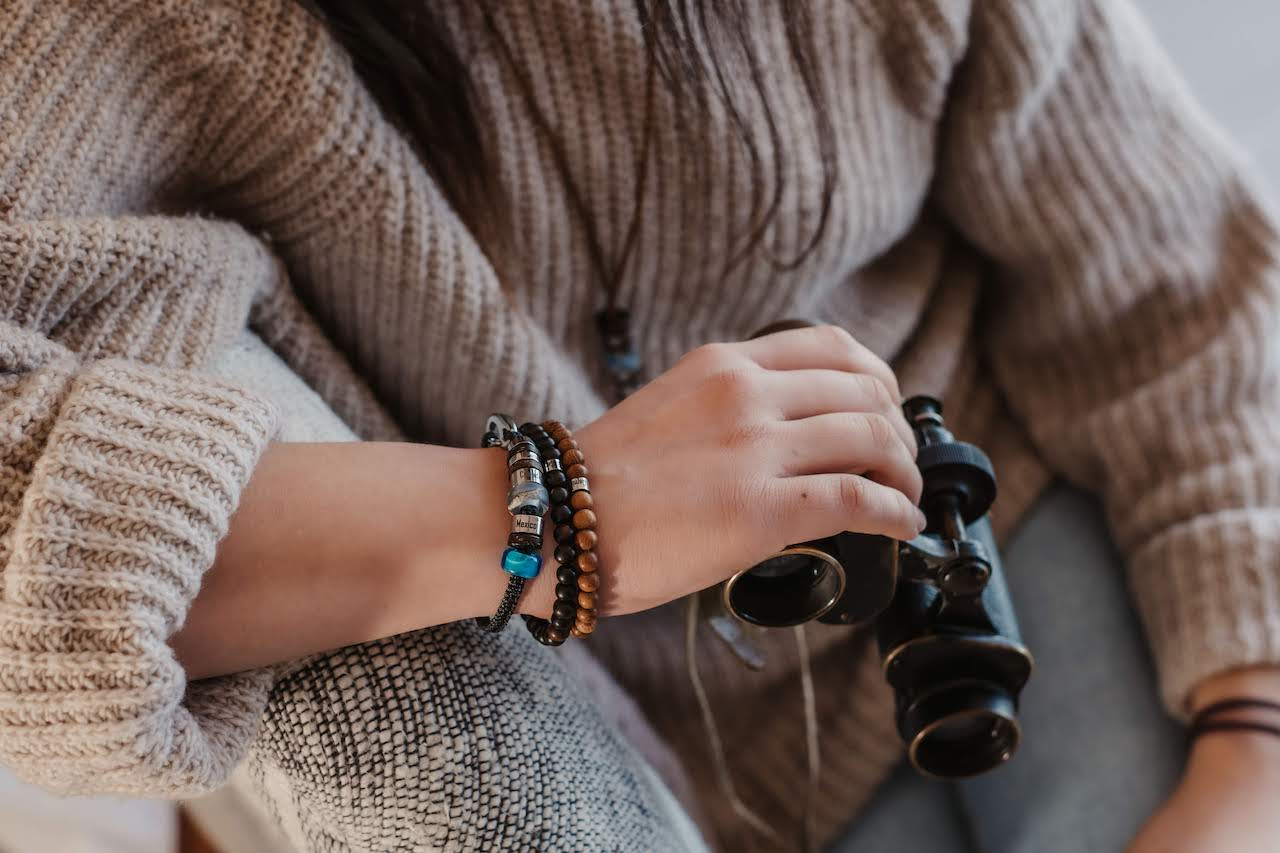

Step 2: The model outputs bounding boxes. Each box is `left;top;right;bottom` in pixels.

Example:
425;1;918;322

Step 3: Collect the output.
507;447;540;467
510;466;545;489
543;458;563;473
570;477;590;493
511;513;545;537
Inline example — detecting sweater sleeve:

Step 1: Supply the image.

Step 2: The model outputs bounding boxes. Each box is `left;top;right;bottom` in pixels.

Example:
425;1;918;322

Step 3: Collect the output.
0;220;281;796
936;0;1280;716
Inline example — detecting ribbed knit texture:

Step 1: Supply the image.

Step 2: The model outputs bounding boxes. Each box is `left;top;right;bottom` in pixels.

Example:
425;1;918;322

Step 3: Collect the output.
3;0;1280;850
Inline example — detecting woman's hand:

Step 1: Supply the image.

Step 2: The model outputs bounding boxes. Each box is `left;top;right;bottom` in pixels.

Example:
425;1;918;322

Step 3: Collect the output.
1130;667;1280;852
533;324;925;617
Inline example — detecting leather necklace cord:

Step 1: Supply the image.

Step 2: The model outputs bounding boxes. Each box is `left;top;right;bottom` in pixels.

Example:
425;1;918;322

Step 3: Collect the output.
684;595;822;851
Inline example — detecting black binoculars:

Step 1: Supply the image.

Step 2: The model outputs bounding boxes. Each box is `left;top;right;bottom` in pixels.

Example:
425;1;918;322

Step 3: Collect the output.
721;396;1033;778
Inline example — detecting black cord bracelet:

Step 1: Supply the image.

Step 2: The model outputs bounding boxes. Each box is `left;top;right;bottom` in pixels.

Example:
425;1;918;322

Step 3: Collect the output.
475;416;550;633
1187;697;1280;745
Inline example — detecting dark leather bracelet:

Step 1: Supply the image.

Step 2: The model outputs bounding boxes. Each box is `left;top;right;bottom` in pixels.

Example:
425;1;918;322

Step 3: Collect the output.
1189;720;1280;742
1187;697;1280;745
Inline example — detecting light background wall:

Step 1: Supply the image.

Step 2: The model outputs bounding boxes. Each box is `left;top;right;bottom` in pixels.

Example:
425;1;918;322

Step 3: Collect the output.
1136;0;1280;191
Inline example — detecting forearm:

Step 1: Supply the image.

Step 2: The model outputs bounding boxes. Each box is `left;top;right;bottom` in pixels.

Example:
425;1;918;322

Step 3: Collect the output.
170;441;557;680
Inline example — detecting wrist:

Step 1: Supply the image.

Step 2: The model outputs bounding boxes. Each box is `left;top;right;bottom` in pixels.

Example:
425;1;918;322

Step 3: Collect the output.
1190;666;1280;714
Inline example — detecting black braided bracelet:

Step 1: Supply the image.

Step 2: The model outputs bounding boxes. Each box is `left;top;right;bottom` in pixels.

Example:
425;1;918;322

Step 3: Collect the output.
475;416;550;633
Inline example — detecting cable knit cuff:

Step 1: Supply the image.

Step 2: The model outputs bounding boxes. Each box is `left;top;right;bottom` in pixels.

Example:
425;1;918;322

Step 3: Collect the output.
0;359;278;796
1131;510;1280;720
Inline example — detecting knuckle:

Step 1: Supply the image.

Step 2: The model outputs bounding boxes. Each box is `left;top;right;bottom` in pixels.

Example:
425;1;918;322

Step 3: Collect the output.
706;366;763;408
863;412;897;451
681;341;736;373
815;324;858;355
838;475;869;517
857;372;894;412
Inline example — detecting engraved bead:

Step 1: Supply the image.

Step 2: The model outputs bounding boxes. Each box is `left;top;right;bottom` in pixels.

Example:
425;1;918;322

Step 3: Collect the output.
510;514;544;537
572;508;597;530
570;477;590;493
544;458;564;473
577;572;599;593
509;465;544;486
575;530;598;552
569;491;593;511
576;550;598;572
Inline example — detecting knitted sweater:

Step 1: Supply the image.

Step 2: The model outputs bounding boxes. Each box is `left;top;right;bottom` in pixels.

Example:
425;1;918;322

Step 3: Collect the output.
3;0;1280;850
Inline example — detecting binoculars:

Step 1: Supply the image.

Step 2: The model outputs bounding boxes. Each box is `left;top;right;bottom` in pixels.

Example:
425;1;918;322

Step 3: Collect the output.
721;395;1033;778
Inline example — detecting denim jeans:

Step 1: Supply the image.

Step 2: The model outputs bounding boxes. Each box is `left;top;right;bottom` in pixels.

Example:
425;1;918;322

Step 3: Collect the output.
832;484;1186;853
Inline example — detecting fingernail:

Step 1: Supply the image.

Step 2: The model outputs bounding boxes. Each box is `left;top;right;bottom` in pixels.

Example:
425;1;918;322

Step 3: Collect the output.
915;508;928;533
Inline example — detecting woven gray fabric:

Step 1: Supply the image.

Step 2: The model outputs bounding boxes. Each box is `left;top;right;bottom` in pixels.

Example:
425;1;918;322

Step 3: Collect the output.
247;626;702;853
3;0;1280;850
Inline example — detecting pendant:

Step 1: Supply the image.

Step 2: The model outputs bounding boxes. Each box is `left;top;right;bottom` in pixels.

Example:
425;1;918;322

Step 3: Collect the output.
595;307;644;399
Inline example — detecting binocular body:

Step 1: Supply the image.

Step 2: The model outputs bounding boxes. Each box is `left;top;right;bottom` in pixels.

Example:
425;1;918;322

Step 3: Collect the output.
721;396;1033;778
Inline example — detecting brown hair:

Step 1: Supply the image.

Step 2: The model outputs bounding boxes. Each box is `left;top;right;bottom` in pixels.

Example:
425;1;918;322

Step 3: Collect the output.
298;1;836;302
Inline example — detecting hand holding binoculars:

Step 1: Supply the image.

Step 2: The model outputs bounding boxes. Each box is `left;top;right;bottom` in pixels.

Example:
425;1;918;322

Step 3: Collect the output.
714;337;1033;778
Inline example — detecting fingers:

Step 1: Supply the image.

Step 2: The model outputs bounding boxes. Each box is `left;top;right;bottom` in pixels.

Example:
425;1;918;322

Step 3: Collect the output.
777;412;922;504
736;325;902;402
761;369;916;455
777;473;927;543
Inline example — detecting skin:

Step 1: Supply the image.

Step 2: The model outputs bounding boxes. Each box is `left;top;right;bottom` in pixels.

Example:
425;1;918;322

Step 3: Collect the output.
170;324;926;678
1129;667;1280;852
166;322;1280;846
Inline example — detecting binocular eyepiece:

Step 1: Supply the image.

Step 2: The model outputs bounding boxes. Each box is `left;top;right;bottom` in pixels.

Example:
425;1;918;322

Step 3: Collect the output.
722;396;1033;778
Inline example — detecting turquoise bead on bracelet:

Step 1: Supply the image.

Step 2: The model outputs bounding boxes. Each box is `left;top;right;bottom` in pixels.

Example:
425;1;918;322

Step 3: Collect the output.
500;546;542;579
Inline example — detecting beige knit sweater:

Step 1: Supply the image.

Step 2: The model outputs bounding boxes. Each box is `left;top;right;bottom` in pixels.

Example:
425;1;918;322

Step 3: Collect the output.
3;0;1280;849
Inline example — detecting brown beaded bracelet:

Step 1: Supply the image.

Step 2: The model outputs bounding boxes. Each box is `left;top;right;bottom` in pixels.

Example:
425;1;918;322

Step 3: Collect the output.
519;420;601;645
